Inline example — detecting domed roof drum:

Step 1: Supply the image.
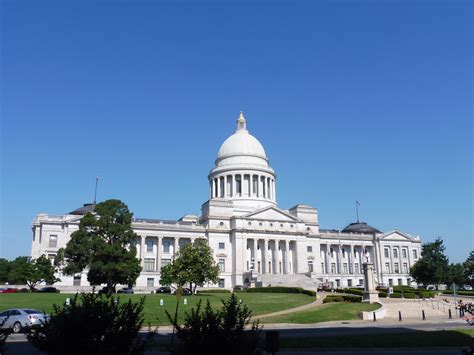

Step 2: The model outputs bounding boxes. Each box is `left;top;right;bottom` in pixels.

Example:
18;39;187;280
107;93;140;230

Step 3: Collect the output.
214;112;270;169
342;221;381;234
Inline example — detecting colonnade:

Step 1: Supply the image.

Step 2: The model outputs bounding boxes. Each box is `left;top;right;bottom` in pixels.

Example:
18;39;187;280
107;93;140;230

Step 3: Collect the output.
210;173;275;200
320;243;373;275
246;238;295;275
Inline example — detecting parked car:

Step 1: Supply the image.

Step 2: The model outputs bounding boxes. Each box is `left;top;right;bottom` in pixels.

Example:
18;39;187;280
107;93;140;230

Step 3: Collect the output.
0;288;18;294
98;286;116;295
117;287;134;294
37;287;59;293
0;309;49;333
154;286;171;294
173;288;192;295
462;285;473;291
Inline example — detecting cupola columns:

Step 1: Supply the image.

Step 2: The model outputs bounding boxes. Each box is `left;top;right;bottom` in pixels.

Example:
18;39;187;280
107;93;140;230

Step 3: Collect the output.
236;111;247;131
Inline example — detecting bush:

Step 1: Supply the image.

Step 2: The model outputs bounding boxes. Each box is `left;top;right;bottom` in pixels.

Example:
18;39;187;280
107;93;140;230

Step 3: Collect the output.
342;295;362;303
403;292;416;299
335;288;363;296
389;293;402;298
443;290;474;296
323;296;344;303
196;289;231;294
247;286;302;294
379;291;387;297
302;289;316;297
27;293;153;355
168;293;262;354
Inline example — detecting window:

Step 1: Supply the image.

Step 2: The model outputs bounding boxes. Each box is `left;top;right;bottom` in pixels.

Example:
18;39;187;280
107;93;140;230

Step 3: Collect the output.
161;259;171;268
236;176;242;195
179;239;188;248
347;279;352;287
398;278;402;286
355;263;359;273
402;248;407;258
219;242;225;249
359;279;364;286
385;262;390;273
163;240;170;253
321;262;324;272
147;278;154;288
49;235;58;248
342;249;346;257
393;248;398;258
218;259;225;272
146;240;154;252
343;263;348;273
384;248;389;258
403;263;408;273
308;260;314;272
73;275;81;286
218;278;225;288
307;246;312;253
47;254;56;261
394;262;400;273
330;263;336;273
335;279;340;287
144;258;155;272
389;279;393;286
413;249;418;259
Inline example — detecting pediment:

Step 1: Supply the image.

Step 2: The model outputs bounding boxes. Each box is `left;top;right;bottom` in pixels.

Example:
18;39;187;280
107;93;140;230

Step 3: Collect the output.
242;206;299;222
379;230;413;241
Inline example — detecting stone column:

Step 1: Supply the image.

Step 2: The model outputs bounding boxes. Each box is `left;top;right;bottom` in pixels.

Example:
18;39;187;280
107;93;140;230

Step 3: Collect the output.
224;176;228;197
275;240;281;274
272;179;276;201
263;239;268;273
253;238;258;272
350;244;355;274
216;177;221;198
175;237;181;257
157;236;163;272
140;236;145;268
284;240;289;274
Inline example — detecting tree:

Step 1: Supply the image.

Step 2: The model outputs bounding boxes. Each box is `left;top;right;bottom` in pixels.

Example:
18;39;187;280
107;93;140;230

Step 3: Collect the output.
463;250;474;286
62;199;142;294
410;237;449;288
0;258;11;283
167;293;261;354
7;255;59;290
445;263;466;286
160;238;220;293
28;292;153;355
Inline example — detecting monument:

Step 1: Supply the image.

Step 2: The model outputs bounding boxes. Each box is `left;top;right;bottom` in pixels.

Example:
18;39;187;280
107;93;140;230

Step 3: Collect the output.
362;262;379;303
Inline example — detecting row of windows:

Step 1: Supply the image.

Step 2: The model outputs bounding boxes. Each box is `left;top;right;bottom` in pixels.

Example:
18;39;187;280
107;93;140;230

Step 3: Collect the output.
385;262;409;274
144;277;226;288
384;248;418;259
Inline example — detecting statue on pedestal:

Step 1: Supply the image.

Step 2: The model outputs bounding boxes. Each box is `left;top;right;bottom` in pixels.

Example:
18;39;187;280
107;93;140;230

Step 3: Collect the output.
362;262;379;303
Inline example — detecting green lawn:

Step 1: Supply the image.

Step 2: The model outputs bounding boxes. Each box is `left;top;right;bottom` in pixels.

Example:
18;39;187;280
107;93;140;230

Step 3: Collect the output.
262;302;380;324
281;328;474;348
0;292;313;326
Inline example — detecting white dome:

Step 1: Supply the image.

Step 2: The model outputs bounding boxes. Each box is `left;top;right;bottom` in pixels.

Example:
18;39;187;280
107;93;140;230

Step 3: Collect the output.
217;130;267;160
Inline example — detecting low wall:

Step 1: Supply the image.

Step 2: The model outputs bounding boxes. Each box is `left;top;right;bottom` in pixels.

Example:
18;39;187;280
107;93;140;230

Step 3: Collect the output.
359;303;386;320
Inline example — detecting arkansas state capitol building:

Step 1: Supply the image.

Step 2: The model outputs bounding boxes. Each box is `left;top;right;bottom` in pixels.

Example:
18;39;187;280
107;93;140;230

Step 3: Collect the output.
31;112;422;290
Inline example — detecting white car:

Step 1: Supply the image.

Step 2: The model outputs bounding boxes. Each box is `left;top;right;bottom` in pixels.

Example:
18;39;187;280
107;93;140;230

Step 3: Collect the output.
463;285;473;291
0;309;49;333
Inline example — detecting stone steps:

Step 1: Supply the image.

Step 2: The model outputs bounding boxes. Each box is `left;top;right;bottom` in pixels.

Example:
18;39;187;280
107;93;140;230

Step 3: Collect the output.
255;273;319;290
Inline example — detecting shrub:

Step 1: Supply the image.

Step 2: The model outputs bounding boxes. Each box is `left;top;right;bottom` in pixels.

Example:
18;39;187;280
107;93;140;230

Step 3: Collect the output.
196;289;231;294
443;290;474;296
302;289;316;297
418;291;433;299
247;286;302;294
168;293;262;354
403;292;416;299
335;288;363;296
342;295;362;303
379;291;387;297
323;296;344;303
27;293;153;355
389;293;402;298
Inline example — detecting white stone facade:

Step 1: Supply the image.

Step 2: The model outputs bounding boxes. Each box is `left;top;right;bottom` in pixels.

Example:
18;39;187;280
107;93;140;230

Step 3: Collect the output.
31;112;422;290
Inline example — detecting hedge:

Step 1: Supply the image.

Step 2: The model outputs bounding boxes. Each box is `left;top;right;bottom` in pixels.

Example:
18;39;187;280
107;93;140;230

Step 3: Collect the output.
323;294;362;303
196;289;231;294
442;290;474;296
246;286;316;297
403;292;416;299
334;288;363;296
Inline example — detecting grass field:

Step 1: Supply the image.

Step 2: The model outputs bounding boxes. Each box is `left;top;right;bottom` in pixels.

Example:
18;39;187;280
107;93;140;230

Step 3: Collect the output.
262;302;380;323
280;328;474;348
0;292;313;326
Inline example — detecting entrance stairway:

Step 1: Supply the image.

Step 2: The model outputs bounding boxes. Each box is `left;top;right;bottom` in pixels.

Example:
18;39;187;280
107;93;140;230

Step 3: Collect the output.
255;273;320;290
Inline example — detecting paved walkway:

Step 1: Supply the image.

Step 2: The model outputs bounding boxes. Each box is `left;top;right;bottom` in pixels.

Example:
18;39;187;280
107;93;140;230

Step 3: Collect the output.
257;294;327;319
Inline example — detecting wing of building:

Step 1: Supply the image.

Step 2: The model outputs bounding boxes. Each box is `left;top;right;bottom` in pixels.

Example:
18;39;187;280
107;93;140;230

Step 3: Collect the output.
31;112;422;290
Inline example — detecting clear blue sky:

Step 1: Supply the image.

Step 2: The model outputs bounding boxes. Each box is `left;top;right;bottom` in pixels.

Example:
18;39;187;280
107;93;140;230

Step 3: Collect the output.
1;0;472;263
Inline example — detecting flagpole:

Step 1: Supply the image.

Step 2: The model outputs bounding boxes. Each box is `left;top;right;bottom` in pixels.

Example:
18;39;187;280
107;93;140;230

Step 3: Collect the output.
94;176;99;204
356;200;359;223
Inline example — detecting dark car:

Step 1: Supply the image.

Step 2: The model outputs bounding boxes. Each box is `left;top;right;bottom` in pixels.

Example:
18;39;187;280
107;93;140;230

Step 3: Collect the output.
154;286;171;294
37;287;59;293
173;288;192;295
98;286;116;295
117;287;134;294
0;288;18;294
